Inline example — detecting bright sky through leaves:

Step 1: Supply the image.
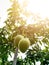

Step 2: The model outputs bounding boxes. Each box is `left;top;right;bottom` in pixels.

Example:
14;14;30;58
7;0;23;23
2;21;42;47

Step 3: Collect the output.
0;0;49;26
19;0;49;18
25;0;49;17
0;0;11;27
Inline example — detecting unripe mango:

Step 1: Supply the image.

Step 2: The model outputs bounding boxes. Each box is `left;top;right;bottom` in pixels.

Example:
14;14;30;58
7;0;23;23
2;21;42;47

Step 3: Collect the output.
14;35;24;47
18;38;30;53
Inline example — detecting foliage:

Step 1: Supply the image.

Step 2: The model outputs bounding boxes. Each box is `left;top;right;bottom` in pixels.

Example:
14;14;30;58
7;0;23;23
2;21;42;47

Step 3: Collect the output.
0;28;14;65
1;0;49;65
5;0;26;33
25;43;49;65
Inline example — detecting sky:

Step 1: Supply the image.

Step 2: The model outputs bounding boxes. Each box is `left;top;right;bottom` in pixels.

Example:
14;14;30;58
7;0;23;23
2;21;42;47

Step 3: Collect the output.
0;0;49;24
0;0;49;27
0;0;11;27
26;0;49;18
19;0;49;18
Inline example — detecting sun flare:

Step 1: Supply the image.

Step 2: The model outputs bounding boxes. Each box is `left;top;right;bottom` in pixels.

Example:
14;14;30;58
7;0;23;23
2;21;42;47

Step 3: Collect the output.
0;0;49;26
18;0;49;25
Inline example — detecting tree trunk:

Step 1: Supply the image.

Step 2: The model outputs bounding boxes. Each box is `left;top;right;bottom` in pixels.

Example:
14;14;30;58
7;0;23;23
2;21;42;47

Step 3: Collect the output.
13;48;18;65
34;60;36;65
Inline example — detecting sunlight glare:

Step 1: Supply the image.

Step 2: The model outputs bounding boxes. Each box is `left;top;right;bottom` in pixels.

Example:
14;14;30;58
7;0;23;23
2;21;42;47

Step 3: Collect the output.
26;16;34;25
0;0;49;26
25;0;49;18
18;0;49;25
0;0;11;28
